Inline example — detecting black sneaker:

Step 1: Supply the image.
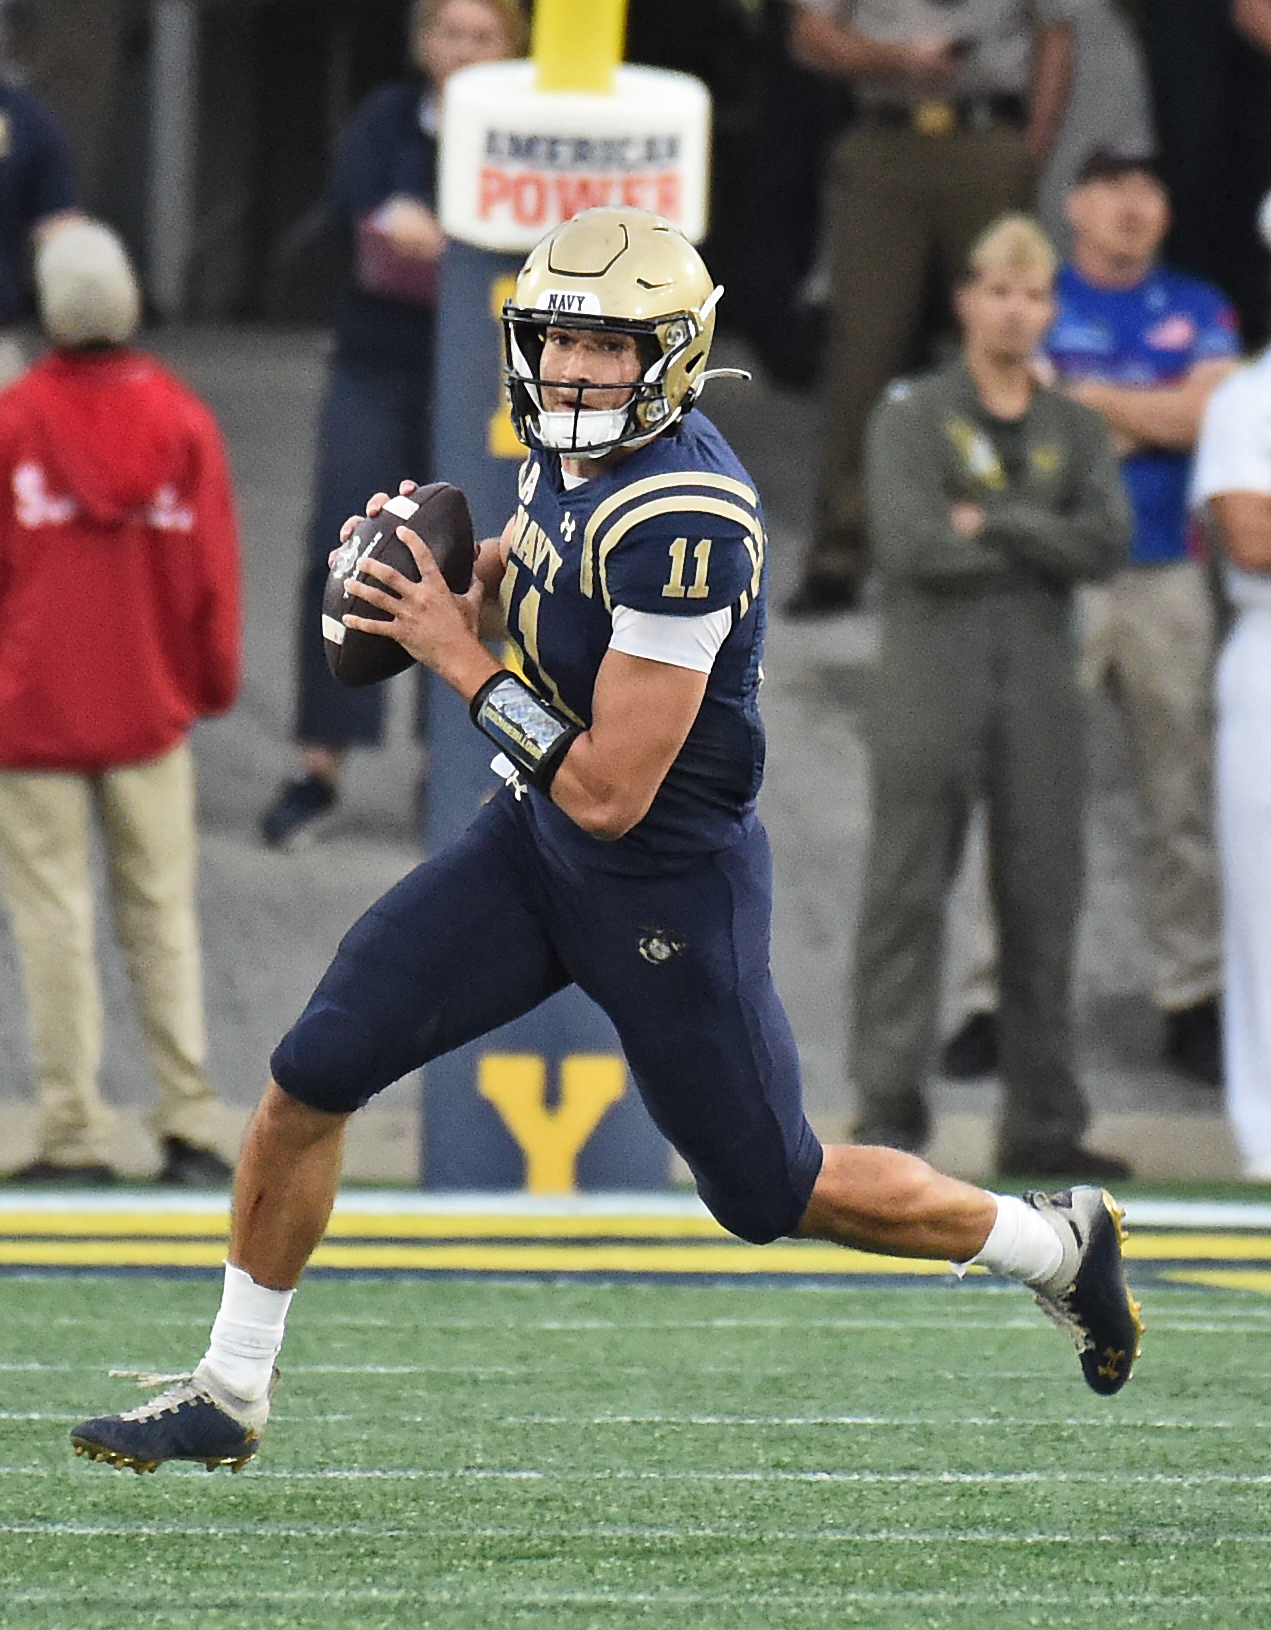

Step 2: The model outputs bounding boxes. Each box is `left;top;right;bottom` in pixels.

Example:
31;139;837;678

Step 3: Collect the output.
1164;996;1222;1086
71;1363;277;1474
260;774;337;850
7;1160;117;1185
157;1138;233;1186
998;1144;1133;1183
783;571;861;618
940;1011;999;1079
1025;1187;1143;1395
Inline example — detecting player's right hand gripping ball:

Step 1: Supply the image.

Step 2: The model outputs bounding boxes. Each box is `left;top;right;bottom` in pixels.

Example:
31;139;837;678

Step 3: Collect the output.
322;481;476;687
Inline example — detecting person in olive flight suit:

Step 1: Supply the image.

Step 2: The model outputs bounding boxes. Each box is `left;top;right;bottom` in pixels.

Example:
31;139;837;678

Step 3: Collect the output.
850;214;1131;1180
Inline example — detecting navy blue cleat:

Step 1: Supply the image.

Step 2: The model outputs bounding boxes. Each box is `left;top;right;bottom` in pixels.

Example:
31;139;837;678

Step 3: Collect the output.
1026;1187;1143;1395
70;1363;277;1474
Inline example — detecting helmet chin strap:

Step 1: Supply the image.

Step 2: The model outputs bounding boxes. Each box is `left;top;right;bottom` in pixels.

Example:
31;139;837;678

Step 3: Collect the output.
536;405;633;453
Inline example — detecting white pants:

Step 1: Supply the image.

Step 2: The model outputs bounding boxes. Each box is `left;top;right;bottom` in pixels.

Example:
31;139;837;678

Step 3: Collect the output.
1216;608;1271;1176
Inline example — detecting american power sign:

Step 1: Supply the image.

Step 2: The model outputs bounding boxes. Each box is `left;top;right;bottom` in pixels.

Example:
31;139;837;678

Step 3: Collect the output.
440;61;712;251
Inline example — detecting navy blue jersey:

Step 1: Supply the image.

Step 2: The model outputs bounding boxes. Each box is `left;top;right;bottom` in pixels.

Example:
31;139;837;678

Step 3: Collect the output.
499;411;768;868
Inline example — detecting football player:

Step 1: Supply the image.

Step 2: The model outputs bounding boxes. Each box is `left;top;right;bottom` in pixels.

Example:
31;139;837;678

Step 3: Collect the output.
69;208;1141;1474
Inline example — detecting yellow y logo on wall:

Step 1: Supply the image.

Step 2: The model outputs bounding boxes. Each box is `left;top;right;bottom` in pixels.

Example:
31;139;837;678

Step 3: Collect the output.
478;1054;627;1191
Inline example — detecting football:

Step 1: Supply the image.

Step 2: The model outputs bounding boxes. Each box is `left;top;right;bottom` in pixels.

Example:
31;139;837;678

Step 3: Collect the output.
322;481;476;687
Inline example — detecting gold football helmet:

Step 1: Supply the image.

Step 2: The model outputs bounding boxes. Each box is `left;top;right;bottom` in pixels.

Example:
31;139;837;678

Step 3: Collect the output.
503;207;731;456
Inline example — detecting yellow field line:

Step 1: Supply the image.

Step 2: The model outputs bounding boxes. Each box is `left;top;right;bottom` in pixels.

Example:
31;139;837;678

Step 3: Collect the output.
0;1238;958;1275
1160;1269;1271;1294
0;1240;227;1267
308;1242;956;1275
1120;1234;1271;1261
0;1211;729;1241
3;1220;1271;1275
2;1218;1271;1259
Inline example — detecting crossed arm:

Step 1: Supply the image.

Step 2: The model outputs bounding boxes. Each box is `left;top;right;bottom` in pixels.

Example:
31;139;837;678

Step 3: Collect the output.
1210;492;1271;572
866;395;1129;587
1066;359;1240;455
789;3;1072;165
787;2;959;84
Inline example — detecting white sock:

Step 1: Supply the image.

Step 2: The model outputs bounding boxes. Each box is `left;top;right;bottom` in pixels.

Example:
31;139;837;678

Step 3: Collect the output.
959;1194;1064;1287
202;1263;294;1402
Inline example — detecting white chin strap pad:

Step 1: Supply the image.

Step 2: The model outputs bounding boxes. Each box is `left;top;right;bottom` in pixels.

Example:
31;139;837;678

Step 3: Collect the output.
536;406;632;453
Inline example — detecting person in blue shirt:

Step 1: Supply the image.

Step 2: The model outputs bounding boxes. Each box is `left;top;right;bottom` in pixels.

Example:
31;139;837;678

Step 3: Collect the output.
260;0;526;849
67;209;1142;1477
942;148;1240;1088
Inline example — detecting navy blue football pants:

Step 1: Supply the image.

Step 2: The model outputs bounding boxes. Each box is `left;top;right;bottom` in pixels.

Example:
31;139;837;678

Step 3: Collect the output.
271;791;823;1243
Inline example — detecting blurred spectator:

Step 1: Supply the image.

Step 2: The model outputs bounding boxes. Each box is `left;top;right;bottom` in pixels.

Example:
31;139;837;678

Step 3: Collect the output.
627;0;773;335
1035;0;1154;245
851;215;1130;1179
0;1;79;386
942;150;1239;1088
0;222;240;1185
783;0;1080;617
260;0;525;850
733;0;852;388
1192;286;1271;1179
1132;0;1271;346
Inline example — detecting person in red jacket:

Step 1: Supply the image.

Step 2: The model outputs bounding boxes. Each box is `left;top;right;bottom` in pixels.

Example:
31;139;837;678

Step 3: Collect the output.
0;219;242;1185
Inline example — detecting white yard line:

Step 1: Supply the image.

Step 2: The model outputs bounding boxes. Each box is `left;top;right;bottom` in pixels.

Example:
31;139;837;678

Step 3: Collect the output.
4;1519;1271;1544
0;1404;1249;1429
5;1588;1266;1608
506;1412;1246;1429
10;1464;1271;1487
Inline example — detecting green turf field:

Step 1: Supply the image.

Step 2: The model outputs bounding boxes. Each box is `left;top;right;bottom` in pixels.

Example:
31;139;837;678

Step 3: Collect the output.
2;1273;1269;1629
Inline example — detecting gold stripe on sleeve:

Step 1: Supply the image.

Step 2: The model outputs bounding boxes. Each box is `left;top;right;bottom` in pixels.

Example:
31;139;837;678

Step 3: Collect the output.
594;495;766;612
580;471;759;599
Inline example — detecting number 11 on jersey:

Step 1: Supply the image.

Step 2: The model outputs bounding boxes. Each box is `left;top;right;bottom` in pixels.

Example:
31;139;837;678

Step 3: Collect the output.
663;536;711;599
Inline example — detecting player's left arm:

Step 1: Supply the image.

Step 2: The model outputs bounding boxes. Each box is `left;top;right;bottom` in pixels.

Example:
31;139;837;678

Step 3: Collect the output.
549;650;708;840
1067;359;1240;451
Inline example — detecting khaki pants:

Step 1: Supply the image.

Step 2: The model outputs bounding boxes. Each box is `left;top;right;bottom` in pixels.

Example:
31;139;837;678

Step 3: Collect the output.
0;742;223;1166
806;121;1035;589
956;560;1222;1017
